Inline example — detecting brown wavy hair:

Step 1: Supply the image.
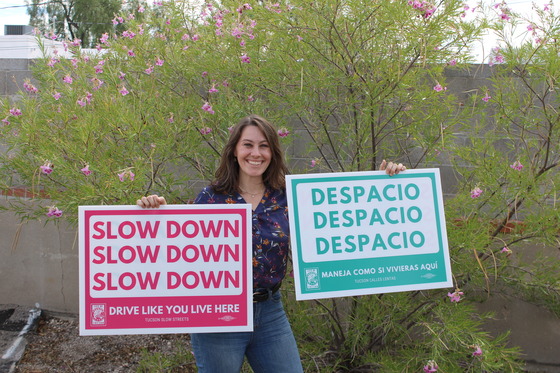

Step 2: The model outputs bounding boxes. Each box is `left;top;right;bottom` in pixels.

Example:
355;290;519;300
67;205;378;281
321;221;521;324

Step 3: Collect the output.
212;114;288;194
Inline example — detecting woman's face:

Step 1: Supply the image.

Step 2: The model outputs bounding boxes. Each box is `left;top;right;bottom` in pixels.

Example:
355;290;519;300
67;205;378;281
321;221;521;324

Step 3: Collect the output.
234;125;272;180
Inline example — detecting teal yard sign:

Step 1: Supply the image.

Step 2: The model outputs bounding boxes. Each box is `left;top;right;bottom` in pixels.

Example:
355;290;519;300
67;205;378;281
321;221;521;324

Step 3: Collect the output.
286;169;452;300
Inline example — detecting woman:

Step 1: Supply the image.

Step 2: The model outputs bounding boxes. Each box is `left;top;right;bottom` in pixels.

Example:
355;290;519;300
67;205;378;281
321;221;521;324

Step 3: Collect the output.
137;114;405;372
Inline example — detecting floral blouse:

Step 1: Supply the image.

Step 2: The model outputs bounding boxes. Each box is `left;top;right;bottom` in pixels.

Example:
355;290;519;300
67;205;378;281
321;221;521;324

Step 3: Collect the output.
194;186;290;290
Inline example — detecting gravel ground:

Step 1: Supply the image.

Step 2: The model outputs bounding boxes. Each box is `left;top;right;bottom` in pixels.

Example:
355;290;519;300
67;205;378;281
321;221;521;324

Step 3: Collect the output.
14;313;195;373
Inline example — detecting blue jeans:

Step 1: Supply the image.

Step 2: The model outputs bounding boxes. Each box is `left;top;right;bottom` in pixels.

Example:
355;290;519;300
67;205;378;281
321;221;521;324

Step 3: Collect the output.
190;291;303;372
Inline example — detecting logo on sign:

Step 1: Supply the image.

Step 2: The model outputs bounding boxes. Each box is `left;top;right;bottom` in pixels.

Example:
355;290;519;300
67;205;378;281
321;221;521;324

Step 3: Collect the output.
91;304;107;326
305;268;320;290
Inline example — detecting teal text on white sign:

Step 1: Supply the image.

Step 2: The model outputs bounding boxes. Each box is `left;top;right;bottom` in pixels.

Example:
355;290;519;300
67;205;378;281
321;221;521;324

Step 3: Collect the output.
286;169;452;300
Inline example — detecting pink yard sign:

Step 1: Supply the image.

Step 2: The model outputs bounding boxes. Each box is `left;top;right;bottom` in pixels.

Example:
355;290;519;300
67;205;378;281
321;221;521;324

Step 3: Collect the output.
79;205;252;336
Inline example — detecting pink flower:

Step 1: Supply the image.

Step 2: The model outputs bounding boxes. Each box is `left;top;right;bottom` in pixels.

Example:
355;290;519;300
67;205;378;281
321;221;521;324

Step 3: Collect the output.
510;160;523;171
472;346;483;356
202;71;208;77
118;170;135;182
100;33;109;44
23;80;38;93
122;30;136;39
240;53;251;63
296;35;303;42
410;1;437;19
200;127;212;135
40;163;53;174
433;83;446;92
128;49;135;57
77;98;86;107
119;86;129;96
63;75;73;84
447;289;464;303
247;95;254;102
1;118;9;126
46;206;63;218
423;360;438;373
423;7;436;18
70;38;81;47
9;108;22;116
155;57;164;66
470;187;483;198
482;93;491;102
90;78;104;91
53;92;61;100
311;159;316;167
208;84;219;93
47;58;59;67
145;64;154;74
237;3;252;13
81;165;92;176
277;128;290;137
119;72;126;80
231;27;243;38
202;102;215;114
168;113;174;123
266;3;282;13
489;47;505;66
501;246;512;256
448;59;457;66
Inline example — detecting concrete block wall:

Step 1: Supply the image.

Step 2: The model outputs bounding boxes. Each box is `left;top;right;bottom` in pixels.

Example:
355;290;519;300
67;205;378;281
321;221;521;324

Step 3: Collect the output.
0;199;78;312
0;59;33;101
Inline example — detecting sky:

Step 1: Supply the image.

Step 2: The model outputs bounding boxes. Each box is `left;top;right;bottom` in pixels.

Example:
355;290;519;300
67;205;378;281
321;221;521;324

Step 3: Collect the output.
0;0;546;60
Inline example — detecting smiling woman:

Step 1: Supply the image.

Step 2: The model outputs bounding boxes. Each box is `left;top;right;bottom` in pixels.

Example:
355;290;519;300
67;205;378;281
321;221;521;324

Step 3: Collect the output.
138;114;304;372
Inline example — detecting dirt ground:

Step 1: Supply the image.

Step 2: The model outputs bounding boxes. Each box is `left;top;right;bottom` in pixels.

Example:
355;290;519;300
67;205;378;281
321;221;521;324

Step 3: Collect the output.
14;313;196;373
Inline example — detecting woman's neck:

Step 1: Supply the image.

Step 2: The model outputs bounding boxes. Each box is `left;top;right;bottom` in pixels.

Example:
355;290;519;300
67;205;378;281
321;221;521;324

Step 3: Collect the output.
238;176;265;194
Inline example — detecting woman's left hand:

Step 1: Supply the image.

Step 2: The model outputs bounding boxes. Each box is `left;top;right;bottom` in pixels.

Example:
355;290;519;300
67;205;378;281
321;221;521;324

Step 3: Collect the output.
379;159;406;176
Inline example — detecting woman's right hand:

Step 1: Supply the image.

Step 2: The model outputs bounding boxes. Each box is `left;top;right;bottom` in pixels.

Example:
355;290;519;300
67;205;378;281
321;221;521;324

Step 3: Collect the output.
137;194;167;208
379;159;406;176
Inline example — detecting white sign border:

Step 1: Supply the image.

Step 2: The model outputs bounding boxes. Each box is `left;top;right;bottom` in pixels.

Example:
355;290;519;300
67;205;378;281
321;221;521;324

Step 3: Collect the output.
287;169;452;300
78;204;253;336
